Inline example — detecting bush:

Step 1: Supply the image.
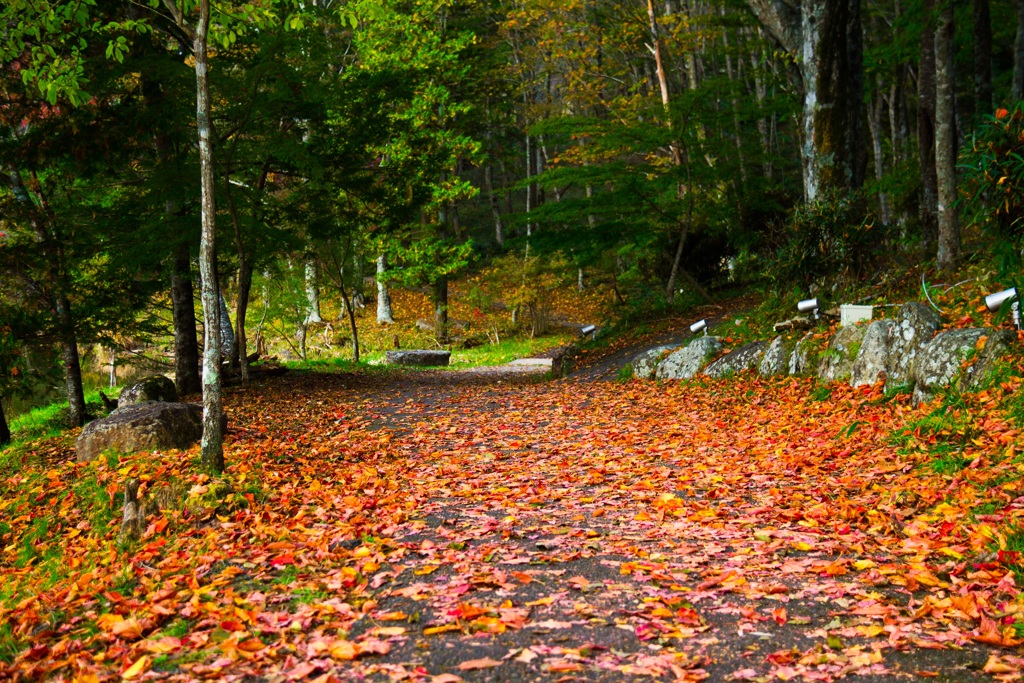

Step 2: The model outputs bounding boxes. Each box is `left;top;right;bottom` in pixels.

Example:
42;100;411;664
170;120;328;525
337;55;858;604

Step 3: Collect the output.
960;105;1024;271
768;190;879;291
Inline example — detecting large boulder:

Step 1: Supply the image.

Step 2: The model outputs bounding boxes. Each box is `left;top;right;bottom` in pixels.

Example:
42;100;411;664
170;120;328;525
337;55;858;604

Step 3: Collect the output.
850;320;894;388
76;402;225;463
886;302;941;391
655;336;722;380
910;328;1015;405
817;324;866;383
964;330;1017;391
759;336;792;377
787;333;820;377
628;345;677;380
704;341;768;378
119;375;177;407
385;350;451;367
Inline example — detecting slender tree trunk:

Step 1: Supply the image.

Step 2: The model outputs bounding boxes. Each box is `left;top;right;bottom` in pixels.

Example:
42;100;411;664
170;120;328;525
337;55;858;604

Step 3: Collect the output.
919;0;939;251
868;82;891;225
974;0;992;114
935;0;961;270
338;272;360;362
486;163;504;246
304;258;322;324
376;254;395;324
525;133;536;237
194;0;223;472
6;167;86;427
225;177;252;383
1014;0;1024;100
0;400;10;446
218;289;235;361
170;243;201;395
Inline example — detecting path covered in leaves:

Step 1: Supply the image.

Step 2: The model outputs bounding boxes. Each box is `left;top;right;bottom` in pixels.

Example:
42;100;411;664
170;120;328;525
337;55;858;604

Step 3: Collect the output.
3;367;1024;681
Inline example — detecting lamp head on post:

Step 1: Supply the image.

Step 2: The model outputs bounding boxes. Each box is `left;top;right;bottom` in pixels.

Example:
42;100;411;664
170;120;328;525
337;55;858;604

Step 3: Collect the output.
690;319;708;336
797;297;820;320
984;287;1020;330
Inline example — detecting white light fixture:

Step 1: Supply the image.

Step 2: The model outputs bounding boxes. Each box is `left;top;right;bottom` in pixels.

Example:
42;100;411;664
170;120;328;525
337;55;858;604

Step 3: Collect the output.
797;297;820;320
690;319;708;335
580;324;597;337
984;287;1020;330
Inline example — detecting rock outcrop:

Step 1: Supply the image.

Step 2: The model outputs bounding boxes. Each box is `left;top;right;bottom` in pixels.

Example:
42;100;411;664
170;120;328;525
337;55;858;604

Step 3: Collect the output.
655;337;722;380
759;336;791;376
886;303;941;391
76;402;225;463
385;350;451;366
817;325;866;383
850;320;894;388
629;345;676;380
119;375;178;407
910;328;1009;405
788;333;819;377
704;341;768;378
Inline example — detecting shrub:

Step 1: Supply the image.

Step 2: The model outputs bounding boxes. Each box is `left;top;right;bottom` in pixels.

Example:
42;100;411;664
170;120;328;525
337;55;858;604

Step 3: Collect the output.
959;105;1024;270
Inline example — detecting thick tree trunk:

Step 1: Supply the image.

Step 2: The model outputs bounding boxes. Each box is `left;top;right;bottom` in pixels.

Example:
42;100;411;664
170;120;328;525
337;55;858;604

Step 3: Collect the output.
170;243;201;396
1014;0;1024;100
935;0;961;270
919;0;939;251
0;401;10;446
974;0;992;114
304;258;322;324
376;254;395;324
746;0;866;199
194;0;224;473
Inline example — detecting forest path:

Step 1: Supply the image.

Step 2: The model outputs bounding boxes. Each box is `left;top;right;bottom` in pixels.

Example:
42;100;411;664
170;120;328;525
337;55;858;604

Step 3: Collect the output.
215;368;997;682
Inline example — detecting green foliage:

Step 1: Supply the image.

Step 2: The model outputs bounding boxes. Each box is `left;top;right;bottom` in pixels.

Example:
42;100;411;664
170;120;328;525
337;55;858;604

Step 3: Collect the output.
960;105;1024;271
769;191;879;291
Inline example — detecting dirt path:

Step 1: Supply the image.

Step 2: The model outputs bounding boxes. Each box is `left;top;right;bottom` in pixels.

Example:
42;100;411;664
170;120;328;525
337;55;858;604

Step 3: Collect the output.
208;368;1000;682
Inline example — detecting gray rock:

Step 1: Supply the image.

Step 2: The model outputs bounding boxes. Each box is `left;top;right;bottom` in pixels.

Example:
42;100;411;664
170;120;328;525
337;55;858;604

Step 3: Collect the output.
119;375;178;407
759;336;792;377
76;402;225;463
964;330;1017;391
911;328;985;405
629;345;677;380
704;341;769;378
886;302;941;391
655;336;722;380
787;333;819;377
850;320;894;388
385;350;451;366
817;324;867;382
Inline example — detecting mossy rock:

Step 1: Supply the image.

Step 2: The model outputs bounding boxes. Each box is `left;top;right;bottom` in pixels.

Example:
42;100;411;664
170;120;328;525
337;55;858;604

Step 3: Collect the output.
119;375;178;407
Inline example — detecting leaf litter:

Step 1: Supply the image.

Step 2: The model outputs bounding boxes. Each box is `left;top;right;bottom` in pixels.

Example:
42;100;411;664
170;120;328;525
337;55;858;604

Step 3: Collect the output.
1;363;1023;681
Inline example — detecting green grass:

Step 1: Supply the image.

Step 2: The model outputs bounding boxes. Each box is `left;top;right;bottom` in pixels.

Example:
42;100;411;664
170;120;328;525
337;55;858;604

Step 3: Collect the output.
810;385;833;402
448;335;572;368
4;385;123;448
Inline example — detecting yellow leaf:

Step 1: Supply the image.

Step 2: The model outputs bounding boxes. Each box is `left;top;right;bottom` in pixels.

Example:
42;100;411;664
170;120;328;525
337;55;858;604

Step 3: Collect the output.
853;560;876;570
122;655;150;680
423;623;462;636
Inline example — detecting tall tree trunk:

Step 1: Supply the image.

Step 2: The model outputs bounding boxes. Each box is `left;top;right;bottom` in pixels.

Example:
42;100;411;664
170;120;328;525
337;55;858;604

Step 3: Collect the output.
376;254;395;324
868;81;891;225
434;278;449;343
194;0;223;473
525;133;536;237
225;176;252;383
746;0;866;199
486;163;504;246
170;243;201;396
338;271;360;362
1014;0;1024;100
0;400;10;447
973;0;993;114
935;0;961;270
919;0;939;251
304;258;322;324
6;167;86;427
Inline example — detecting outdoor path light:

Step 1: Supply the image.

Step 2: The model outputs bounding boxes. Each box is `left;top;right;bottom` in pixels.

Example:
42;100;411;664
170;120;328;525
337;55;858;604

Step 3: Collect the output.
690;319;708;335
984;288;1020;330
797;298;820;320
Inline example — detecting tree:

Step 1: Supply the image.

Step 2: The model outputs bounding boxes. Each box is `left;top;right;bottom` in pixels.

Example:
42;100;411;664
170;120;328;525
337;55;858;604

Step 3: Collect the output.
746;0;866;200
